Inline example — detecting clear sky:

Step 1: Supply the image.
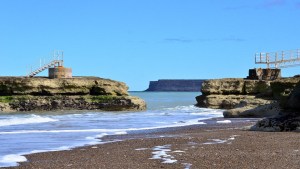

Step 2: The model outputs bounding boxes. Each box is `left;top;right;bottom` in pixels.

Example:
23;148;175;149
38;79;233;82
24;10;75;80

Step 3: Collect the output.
0;0;300;91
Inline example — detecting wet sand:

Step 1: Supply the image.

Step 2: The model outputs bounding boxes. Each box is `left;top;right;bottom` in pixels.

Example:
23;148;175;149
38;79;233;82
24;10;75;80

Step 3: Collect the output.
6;118;300;169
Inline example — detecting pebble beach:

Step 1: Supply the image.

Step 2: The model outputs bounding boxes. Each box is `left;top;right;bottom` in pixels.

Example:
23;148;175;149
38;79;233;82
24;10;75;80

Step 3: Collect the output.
7;118;300;169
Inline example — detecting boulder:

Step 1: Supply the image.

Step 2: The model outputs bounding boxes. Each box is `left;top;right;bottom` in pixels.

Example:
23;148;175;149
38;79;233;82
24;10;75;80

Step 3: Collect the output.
251;113;300;132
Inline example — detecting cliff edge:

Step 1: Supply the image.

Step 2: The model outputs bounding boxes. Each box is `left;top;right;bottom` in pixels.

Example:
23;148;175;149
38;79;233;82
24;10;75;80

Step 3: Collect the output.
0;76;146;112
196;78;300;118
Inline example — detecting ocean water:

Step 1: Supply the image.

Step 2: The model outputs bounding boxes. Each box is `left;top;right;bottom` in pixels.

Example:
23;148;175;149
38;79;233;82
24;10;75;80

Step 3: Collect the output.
0;92;224;167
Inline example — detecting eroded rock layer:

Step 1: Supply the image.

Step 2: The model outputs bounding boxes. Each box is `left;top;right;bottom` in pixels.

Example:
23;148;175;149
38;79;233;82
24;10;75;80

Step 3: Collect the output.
196;78;300;118
251;80;300;131
0;77;146;112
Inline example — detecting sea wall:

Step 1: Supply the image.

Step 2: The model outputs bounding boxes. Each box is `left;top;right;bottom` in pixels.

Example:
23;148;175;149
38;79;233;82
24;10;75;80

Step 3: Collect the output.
0;77;146;112
196;78;300;118
146;79;205;92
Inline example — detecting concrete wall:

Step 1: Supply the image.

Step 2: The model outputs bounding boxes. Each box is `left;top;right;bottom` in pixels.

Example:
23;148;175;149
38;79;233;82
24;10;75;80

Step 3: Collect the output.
49;66;72;78
247;68;281;80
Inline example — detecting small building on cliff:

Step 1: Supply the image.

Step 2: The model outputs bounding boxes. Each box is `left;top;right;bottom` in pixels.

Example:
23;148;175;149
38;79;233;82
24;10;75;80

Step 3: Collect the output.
27;50;72;79
49;66;72;79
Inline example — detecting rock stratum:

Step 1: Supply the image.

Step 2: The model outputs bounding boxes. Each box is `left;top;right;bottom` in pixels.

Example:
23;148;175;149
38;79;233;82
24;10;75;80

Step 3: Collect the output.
196;78;300;118
251;80;300;131
196;77;300;131
0;77;146;112
145;79;205;92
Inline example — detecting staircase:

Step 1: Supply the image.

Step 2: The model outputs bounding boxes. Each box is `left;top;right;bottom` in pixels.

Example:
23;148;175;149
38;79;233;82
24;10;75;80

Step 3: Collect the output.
27;60;63;77
27;50;64;77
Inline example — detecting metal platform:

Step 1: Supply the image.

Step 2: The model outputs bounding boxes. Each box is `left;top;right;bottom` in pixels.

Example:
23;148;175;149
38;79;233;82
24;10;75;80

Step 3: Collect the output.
255;49;300;68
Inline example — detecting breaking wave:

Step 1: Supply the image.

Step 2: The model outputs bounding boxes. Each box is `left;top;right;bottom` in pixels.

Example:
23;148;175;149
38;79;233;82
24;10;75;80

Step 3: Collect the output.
0;115;58;127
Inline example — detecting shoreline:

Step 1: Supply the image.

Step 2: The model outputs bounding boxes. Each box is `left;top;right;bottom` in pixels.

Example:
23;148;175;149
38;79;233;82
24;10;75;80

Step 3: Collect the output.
8;118;300;168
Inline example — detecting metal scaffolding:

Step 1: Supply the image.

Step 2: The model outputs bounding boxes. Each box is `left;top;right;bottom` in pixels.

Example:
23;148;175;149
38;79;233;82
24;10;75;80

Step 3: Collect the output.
255;49;300;68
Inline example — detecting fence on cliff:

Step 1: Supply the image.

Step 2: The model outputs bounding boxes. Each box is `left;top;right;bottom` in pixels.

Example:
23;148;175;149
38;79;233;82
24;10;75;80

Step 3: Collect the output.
255;49;300;69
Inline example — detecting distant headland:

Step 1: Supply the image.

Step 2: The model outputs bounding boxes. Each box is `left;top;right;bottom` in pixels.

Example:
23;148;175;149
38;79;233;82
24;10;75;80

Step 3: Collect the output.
145;79;205;92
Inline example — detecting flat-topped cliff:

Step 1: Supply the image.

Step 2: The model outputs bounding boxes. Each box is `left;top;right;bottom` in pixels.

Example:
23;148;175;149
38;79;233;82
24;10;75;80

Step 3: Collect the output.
0;76;146;112
146;79;205;92
196;78;300;118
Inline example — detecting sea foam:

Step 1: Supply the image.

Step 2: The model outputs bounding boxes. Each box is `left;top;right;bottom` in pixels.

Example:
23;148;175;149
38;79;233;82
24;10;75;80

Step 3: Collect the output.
216;120;232;124
0;154;27;167
0;115;58;127
150;145;177;164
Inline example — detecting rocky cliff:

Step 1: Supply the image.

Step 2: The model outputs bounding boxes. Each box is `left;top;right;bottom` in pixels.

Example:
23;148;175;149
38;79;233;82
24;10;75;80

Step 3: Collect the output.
251;80;300;131
196;78;300;118
145;79;205;92
0;77;146;112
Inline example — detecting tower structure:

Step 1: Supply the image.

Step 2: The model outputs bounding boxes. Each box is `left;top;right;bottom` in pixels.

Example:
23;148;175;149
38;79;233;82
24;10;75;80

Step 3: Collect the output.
27;50;72;78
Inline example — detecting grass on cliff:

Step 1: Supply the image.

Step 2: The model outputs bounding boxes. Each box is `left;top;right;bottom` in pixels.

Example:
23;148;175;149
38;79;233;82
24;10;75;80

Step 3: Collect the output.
89;95;120;103
0;96;13;103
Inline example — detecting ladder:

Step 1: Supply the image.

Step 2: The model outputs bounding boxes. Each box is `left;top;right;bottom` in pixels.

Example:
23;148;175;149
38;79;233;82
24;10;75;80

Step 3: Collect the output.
27;50;64;77
27;60;63;77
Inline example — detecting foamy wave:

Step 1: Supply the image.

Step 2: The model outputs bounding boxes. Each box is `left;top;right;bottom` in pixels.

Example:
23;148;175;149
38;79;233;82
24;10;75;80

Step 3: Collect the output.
0;118;206;135
0;129;125;135
216;120;231;124
190;110;223;116
0;154;27;167
164;105;200;112
164;105;223;116
114;131;127;135
0;115;58;127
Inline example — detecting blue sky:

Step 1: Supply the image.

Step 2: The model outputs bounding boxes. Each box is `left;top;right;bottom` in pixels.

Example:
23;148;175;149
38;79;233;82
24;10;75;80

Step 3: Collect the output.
0;0;300;91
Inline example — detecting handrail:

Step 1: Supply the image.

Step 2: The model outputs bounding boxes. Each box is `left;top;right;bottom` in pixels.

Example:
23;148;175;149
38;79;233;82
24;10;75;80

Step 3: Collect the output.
255;49;300;68
27;50;64;77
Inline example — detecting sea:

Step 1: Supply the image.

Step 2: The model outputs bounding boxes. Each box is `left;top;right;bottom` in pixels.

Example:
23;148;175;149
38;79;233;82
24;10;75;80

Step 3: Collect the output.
0;92;224;167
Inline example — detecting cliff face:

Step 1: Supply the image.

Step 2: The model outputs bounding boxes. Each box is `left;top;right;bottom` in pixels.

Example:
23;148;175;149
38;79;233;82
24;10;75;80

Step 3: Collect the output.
251;80;300;131
196;78;300;118
0;77;128;96
196;79;273;109
0;77;146;112
201;78;273;95
146;79;205;92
